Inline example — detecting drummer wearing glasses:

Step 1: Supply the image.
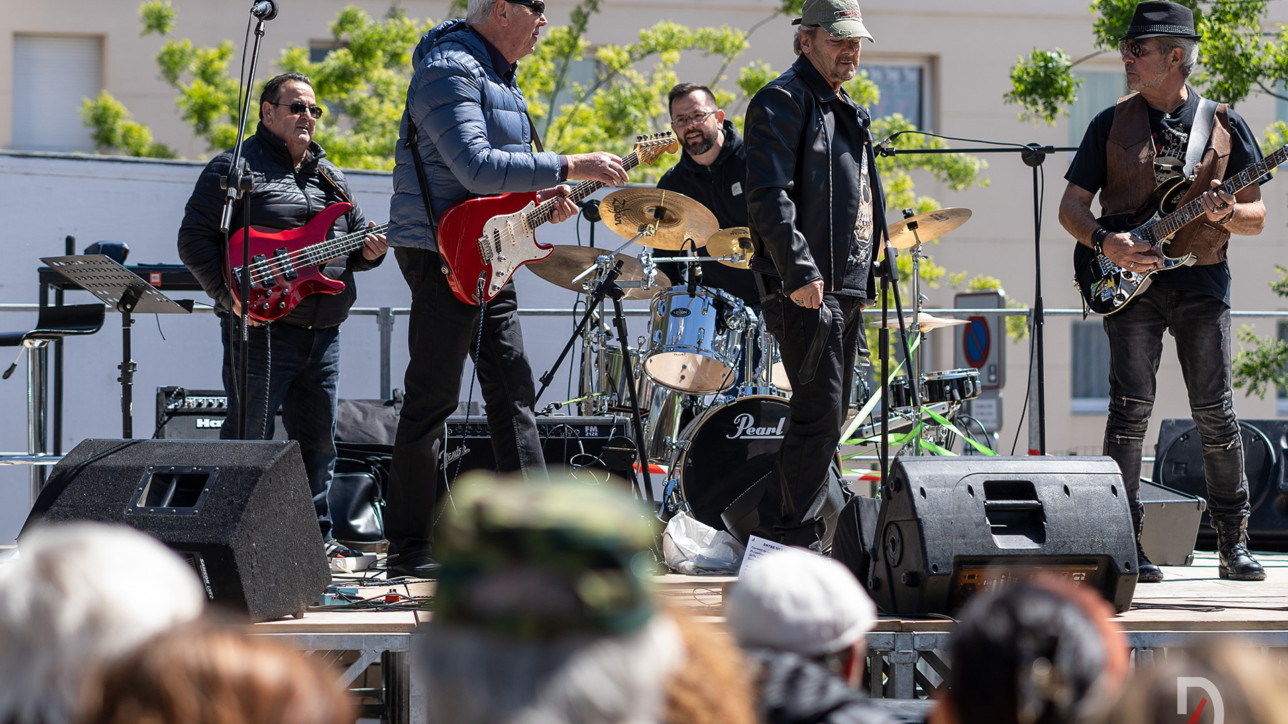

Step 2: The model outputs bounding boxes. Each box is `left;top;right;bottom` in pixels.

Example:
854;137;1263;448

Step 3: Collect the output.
655;83;760;310
744;0;879;550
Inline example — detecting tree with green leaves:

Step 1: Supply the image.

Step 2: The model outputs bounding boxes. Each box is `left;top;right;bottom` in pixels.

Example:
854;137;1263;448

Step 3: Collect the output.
1006;0;1288;394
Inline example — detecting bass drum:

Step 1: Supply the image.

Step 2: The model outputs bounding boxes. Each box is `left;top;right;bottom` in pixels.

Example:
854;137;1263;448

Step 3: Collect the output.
675;395;789;532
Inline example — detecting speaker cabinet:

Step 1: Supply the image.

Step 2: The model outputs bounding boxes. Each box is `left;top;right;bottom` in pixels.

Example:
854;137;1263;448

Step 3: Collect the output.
25;439;330;622
155;387;287;441
867;457;1138;616
443;415;635;477
1153;418;1288;549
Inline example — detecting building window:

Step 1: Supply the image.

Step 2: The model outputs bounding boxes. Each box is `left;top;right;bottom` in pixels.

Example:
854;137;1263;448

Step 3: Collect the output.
12;35;103;152
866;62;931;129
1068;70;1125;146
1071;320;1110;413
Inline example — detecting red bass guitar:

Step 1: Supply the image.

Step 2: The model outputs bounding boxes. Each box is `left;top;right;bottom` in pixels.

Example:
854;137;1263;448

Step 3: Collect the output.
227;202;388;322
437;132;679;305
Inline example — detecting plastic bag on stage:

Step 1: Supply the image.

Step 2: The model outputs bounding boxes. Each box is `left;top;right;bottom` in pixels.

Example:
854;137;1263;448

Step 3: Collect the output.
662;511;746;575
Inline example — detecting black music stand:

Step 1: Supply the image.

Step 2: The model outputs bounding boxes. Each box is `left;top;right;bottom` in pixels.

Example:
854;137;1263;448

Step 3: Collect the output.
42;255;194;438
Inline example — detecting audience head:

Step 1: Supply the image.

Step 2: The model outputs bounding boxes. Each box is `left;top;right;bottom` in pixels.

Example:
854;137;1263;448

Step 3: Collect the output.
421;472;685;724
932;577;1127;724
726;546;877;685
82;621;355;724
664;610;758;724
1095;638;1288;724
0;522;206;724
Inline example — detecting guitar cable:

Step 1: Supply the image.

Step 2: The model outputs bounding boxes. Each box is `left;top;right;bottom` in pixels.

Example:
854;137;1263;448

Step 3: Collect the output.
438;293;488;524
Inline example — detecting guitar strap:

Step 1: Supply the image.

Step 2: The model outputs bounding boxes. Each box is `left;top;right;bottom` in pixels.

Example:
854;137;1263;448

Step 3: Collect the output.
317;167;352;205
403;101;442;240
526;112;545;152
1184;97;1218;179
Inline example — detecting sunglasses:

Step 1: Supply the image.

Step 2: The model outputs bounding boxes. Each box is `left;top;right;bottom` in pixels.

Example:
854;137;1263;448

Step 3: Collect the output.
1117;39;1153;59
269;101;324;119
507;0;546;15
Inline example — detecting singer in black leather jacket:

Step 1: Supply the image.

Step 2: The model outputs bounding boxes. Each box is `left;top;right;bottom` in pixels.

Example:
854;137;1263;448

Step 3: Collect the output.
177;73;385;561
744;17;880;550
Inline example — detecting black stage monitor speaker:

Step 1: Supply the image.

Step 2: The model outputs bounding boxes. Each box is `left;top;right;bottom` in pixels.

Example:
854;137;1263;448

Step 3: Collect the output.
1153;418;1288;550
25;439;330;622
867;456;1138;616
1138;479;1205;566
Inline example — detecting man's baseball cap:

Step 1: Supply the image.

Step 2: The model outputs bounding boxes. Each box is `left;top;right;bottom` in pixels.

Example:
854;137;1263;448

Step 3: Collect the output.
792;0;875;42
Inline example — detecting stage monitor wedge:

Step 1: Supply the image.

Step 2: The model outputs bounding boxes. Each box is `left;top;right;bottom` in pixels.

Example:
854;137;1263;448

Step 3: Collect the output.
25;439;330;623
867;456;1138;616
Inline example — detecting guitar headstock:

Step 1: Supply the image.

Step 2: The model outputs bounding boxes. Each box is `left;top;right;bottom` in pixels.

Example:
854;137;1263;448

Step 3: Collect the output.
634;131;679;166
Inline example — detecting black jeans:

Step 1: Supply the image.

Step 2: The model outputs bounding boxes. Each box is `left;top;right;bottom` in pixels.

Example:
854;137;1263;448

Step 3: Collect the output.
757;293;865;548
384;248;546;559
1103;285;1249;524
220;318;340;540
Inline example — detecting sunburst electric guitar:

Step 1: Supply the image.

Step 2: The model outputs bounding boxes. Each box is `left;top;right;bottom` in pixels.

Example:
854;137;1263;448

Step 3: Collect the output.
228;202;388;322
1073;144;1288;315
438;132;679;305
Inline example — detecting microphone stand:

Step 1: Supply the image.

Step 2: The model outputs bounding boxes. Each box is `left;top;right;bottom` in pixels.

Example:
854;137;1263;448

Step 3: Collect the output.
537;260;655;506
218;1;276;439
875;137;1076;455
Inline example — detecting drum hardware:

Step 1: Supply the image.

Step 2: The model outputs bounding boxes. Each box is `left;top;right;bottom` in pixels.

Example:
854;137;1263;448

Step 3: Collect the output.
528;244;671;300
598;188;720;250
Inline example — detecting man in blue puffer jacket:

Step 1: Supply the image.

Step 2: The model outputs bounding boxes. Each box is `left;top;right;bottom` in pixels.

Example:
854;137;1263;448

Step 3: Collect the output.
385;0;628;578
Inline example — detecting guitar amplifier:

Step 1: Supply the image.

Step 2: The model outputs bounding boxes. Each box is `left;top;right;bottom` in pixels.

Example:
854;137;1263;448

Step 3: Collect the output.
442;414;636;479
155;387;286;440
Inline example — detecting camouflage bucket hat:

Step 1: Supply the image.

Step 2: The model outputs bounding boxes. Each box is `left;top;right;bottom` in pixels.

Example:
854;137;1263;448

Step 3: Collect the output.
433;472;660;640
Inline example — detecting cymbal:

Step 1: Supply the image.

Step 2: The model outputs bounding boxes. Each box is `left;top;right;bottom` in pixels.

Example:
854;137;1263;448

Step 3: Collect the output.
598;188;719;251
868;312;967;332
887;207;972;249
527;246;670;300
705;227;754;269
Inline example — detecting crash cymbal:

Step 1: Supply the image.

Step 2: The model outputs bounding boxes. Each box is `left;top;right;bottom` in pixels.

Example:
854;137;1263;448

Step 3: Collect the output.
887;207;972;250
868;312;968;332
528;245;671;300
598;188;719;251
705;227;754;269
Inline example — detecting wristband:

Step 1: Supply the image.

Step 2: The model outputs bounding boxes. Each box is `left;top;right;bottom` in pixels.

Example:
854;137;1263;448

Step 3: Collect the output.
1091;227;1110;255
1216;206;1235;225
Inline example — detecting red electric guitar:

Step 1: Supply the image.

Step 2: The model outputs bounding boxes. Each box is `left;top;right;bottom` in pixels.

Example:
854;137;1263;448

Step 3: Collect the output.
437;132;679;305
227;202;387;322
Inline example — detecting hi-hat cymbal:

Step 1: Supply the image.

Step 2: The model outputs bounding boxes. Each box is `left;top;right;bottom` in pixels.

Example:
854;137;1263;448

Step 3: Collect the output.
705;227;754;269
528;245;671;300
868;312;967;332
599;188;719;251
887;208;972;249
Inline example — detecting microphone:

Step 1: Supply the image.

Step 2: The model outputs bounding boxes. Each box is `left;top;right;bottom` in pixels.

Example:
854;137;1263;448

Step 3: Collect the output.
875;131;901;157
251;0;278;20
687;241;702;296
579;198;601;223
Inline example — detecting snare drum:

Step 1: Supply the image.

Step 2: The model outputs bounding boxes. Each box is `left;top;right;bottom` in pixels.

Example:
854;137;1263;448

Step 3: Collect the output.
922;368;981;405
644;287;745;394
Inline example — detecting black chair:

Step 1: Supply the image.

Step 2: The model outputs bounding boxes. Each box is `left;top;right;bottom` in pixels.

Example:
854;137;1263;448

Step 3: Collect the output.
0;303;105;506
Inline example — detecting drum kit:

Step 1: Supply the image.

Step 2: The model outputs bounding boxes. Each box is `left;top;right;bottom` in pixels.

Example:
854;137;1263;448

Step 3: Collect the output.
527;189;985;529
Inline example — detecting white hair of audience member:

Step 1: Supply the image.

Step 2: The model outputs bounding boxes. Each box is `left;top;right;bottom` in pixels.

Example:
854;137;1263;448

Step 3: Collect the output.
421;614;685;724
725;546;877;657
0;521;206;724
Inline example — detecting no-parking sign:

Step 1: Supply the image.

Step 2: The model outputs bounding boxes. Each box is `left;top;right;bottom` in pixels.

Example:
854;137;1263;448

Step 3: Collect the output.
953;292;1004;390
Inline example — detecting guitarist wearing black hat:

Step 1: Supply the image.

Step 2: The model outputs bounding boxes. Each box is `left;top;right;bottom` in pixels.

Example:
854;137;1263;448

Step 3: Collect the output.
1058;1;1267;583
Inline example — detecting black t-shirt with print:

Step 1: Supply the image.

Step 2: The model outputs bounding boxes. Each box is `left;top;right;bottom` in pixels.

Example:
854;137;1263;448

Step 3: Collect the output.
1065;89;1266;304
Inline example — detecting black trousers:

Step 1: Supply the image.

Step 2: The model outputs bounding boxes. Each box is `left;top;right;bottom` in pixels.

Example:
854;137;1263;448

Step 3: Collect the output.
384;248;546;559
756;293;865;549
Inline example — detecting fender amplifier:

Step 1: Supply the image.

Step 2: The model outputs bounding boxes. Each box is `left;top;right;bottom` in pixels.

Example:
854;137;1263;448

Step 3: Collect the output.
155;387;287;440
443;414;635;478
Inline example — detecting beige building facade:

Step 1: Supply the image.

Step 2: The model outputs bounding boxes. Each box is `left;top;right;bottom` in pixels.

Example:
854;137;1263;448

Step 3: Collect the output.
5;0;1288;461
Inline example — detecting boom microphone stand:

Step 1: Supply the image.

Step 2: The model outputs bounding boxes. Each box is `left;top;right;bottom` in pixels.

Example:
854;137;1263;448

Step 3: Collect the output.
875;133;1077;455
219;0;278;440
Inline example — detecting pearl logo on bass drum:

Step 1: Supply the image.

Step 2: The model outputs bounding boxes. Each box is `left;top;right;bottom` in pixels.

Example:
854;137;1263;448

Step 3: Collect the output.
727;412;786;440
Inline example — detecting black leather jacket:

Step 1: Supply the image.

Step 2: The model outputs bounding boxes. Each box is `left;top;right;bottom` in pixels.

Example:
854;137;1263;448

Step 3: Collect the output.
177;123;382;329
656;121;759;306
745;55;877;298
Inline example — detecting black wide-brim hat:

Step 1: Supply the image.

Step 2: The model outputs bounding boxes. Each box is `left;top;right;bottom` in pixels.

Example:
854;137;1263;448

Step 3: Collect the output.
1121;1;1201;40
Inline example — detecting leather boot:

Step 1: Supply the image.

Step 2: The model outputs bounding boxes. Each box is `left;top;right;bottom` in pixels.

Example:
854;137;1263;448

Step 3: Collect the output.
1214;519;1266;581
1132;510;1164;583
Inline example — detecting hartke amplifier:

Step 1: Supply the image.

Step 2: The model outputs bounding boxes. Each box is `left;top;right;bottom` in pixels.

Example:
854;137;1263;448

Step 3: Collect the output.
155;387;286;440
867;456;1138;616
442;415;635;478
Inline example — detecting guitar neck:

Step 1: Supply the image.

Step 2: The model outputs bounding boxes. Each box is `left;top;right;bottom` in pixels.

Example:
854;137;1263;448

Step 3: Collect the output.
1150;144;1288;241
297;222;390;265
523;149;646;230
